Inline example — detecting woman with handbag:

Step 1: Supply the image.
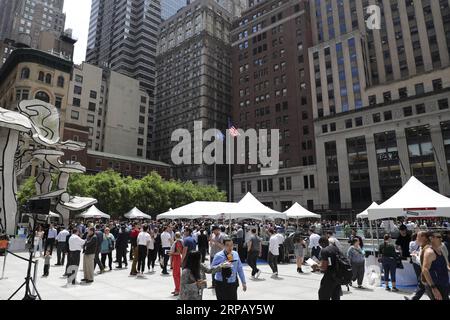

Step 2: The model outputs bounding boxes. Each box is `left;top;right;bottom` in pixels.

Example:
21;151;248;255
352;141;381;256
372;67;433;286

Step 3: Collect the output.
378;234;399;292
100;227;115;271
180;251;208;300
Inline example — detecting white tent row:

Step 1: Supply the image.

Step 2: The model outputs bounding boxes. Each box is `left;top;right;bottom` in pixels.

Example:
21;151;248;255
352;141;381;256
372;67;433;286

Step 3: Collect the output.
157;201;238;220
284;202;321;219
124;207;152;220
157;193;324;221
76;205;110;219
157;193;285;220
367;177;450;221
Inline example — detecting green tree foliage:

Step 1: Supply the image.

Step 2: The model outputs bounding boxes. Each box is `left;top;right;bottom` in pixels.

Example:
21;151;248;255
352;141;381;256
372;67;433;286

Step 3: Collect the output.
17;170;226;218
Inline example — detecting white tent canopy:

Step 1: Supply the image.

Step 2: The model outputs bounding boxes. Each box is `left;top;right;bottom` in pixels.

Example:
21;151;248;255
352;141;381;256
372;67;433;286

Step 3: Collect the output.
284;202;321;219
77;205;110;219
368;176;450;221
124;207;152;220
225;193;286;220
356;202;379;219
156;202;236;220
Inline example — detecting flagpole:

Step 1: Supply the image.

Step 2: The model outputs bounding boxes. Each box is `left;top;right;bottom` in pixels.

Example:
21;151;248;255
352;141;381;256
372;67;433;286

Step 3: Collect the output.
228;133;232;202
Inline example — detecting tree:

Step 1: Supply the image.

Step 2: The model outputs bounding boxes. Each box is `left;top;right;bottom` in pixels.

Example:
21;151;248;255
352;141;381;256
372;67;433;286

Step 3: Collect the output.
16;170;227;219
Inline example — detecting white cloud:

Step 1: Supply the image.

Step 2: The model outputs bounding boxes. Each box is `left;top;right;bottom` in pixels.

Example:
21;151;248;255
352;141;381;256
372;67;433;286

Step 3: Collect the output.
63;0;92;64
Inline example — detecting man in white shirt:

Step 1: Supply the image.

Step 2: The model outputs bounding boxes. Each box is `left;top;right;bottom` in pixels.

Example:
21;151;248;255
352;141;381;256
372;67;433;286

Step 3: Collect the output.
67;229;85;285
160;226;173;274
326;231;342;251
268;229;280;278
56;226;70;266
275;228;285;263
136;225;151;276
45;224;57;254
309;229;321;260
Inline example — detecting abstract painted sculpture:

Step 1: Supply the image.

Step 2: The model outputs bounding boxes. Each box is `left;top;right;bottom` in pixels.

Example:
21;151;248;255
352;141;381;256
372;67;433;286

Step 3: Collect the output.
0;100;97;235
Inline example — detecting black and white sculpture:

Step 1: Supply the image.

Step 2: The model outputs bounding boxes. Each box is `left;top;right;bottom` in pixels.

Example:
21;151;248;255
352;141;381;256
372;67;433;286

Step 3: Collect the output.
0;100;97;235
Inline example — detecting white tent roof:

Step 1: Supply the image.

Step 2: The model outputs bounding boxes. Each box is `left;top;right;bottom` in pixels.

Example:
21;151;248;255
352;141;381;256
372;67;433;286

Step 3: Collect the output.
124;207;152;220
225;193;286;220
367;176;450;221
77;205;110;219
284;202;321;219
356;202;379;219
156;202;236;220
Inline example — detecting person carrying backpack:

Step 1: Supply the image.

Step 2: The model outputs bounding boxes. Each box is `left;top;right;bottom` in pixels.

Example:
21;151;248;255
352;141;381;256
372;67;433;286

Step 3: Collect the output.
318;236;352;300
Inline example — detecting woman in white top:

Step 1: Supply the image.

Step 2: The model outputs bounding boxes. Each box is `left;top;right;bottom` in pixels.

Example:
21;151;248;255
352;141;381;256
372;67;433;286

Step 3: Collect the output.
34;225;44;257
147;228;157;272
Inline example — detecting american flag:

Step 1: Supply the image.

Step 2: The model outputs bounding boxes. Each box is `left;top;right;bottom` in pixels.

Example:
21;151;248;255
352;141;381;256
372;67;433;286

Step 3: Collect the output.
228;118;240;137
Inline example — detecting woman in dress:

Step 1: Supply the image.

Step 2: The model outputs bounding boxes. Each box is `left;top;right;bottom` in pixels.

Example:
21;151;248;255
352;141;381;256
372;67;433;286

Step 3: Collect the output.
169;232;184;296
293;232;305;273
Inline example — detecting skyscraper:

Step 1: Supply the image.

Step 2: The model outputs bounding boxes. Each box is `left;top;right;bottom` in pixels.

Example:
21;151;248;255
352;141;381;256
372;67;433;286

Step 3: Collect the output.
86;0;161;159
309;0;450;214
0;0;18;41
153;0;234;190
230;0;317;210
161;0;188;20
10;0;66;48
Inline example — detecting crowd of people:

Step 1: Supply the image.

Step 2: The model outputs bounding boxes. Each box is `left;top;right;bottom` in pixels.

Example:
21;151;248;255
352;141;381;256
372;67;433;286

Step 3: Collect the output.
24;218;450;300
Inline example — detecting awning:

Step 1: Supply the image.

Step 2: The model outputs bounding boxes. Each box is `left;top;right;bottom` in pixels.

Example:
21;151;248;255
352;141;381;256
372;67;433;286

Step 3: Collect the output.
284;202;321;219
124;207;152;220
356;202;379;219
368;176;450;221
76;205;110;219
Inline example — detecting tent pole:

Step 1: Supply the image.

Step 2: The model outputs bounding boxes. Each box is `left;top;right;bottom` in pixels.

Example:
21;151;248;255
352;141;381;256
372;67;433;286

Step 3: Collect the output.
369;219;374;256
375;220;380;249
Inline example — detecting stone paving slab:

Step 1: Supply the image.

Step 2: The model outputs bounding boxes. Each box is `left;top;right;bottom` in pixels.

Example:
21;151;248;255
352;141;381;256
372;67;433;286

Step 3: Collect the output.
0;252;416;300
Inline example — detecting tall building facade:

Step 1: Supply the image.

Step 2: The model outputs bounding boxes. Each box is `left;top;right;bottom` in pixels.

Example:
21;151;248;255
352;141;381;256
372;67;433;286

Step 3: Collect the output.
10;0;66;48
230;0;318;210
153;0;233;189
309;0;450;214
65;63;151;159
161;0;188;20
86;0;160;159
0;0;18;41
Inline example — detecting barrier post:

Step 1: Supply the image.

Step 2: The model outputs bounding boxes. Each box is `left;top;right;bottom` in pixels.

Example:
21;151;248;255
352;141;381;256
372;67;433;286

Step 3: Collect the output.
32;259;39;296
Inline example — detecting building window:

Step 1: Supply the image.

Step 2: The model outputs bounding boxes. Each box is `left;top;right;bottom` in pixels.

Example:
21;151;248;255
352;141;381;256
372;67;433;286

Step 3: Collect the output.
309;175;315;189
373;113;381;123
38;71;45;81
304;176;309;189
87;115;94;123
384;111;393;121
355;117;363;127
71;111;79;120
347;136;372;209
432;79;442;91
72;98;81;107
438;99;449;110
415;104;426;114
90;90;97;99
35;91;50;103
345;119;353;129
403;106;413;117
137;149;143;157
286;177;292;190
45;73;52;84
20;67;30;79
74;86;82;95
374;131;401;200
55;96;62;109
88;102;96;112
57;76;65;88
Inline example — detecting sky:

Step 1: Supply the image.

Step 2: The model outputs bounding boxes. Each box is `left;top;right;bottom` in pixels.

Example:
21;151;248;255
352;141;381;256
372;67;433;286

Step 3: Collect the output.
63;0;92;64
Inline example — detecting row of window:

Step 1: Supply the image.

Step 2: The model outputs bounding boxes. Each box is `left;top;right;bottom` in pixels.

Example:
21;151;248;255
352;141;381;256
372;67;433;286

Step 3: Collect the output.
20;67;65;88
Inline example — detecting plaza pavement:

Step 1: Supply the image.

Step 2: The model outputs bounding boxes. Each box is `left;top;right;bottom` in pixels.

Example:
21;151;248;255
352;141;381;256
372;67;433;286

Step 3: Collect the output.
0;250;416;300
